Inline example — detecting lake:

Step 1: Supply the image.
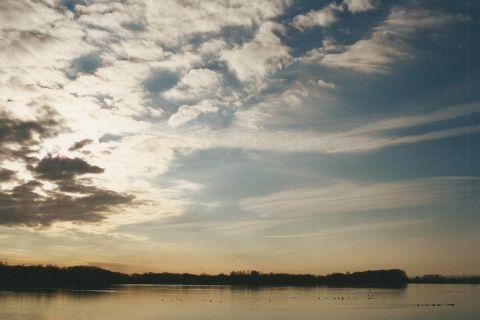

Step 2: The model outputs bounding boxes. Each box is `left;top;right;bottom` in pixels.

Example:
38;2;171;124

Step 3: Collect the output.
0;284;478;319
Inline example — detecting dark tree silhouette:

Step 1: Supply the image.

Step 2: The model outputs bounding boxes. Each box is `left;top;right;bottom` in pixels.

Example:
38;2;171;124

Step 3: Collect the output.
0;263;412;289
411;274;480;284
0;263;126;289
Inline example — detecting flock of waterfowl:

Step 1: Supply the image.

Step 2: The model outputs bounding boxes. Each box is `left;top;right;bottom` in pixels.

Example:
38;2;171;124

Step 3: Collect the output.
416;303;455;307
153;294;455;307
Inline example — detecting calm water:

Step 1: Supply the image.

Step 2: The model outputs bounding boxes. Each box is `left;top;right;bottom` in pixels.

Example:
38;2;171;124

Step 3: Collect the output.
0;284;478;320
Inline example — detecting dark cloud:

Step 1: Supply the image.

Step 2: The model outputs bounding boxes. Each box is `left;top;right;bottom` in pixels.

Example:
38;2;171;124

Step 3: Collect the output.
0;168;15;181
0;110;59;145
0;108;135;228
69;138;93;151
34;155;104;181
0;180;133;227
0;107;63;162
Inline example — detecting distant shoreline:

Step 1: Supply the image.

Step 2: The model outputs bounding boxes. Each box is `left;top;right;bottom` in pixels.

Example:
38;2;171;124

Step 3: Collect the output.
1;263;478;290
410;274;480;285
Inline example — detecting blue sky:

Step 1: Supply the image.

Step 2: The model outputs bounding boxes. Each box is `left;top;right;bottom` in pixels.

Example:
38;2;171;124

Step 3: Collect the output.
0;0;479;275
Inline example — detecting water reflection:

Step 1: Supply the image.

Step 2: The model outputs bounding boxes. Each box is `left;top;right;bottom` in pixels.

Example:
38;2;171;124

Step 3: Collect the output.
0;284;478;320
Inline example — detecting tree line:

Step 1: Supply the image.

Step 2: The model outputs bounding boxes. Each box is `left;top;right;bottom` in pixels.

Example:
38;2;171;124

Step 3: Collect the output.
411;274;480;284
0;263;410;289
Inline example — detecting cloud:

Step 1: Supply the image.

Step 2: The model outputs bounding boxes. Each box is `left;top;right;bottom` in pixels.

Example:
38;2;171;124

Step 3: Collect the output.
240;177;479;217
316;79;337;89
143;0;290;46
347;102;480;135
0;106;64;162
0;179;133;227
0;0;92;82
306;7;465;73
34;155;104;181
344;0;378;13
291;2;343;30
262;219;430;238
0;108;135;229
387;125;480;147
197;39;228;56
0;169;15;181
99;133;123;143
68;138;93;151
230;80;325;129
0;108;60;145
203;124;480;155
204;101;480;154
168;100;220;127
163;68;223;102
221;22;291;83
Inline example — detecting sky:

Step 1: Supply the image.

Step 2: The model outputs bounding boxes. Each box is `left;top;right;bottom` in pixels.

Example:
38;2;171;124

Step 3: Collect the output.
0;0;479;276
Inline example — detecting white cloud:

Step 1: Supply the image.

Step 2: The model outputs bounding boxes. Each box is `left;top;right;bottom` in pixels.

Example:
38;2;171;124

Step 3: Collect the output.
221;22;291;83
240;177;478;217
168;100;220;127
0;1;90;85
144;0;290;46
197;39;228;56
344;0;378;13
163;68;223;102
307;8;465;73
229;79;339;131
233;82;311;128
320;37;408;73
292;2;343;30
109;38;165;61
316;79;337;89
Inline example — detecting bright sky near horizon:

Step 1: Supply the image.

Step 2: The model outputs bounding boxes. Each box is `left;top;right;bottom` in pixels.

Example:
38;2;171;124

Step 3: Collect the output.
0;0;479;276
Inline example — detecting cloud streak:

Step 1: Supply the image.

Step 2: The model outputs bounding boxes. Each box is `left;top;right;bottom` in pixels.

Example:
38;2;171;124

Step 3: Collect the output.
200;101;480;154
240;177;478;217
262;219;431;238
